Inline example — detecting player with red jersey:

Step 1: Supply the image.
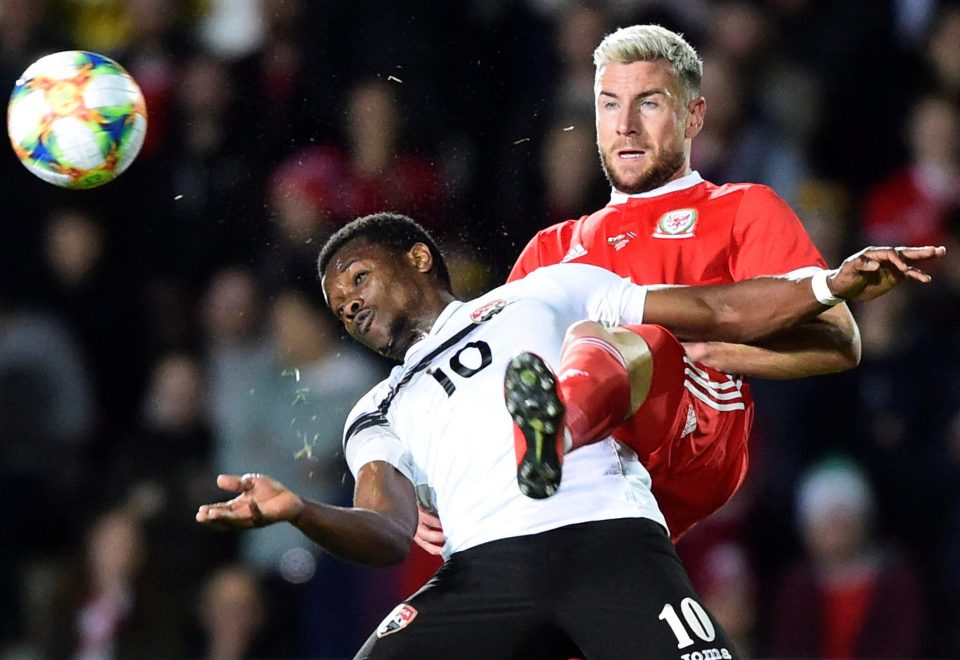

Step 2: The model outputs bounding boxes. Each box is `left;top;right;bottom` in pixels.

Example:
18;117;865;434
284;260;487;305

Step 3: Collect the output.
505;25;859;540
413;25;859;552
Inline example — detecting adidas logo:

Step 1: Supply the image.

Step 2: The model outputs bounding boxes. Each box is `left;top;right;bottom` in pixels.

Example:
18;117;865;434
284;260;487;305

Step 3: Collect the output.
561;244;587;262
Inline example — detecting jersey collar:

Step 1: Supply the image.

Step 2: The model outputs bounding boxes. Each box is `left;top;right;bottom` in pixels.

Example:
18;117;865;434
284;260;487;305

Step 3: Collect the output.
403;300;465;362
608;171;704;205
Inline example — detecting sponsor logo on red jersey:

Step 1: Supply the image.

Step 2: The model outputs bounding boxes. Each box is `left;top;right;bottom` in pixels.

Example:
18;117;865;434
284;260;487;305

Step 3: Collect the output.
653;208;697;238
376;603;418;638
607;231;637;251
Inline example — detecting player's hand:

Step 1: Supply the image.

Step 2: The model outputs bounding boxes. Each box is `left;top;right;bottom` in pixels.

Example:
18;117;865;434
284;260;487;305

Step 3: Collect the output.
412;505;446;556
196;473;304;530
829;245;946;302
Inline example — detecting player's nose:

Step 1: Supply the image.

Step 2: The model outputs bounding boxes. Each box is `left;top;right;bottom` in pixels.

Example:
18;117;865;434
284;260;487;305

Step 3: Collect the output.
344;298;363;320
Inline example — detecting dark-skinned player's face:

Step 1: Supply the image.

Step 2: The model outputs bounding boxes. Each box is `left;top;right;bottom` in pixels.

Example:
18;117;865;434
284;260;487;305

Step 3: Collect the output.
322;239;429;360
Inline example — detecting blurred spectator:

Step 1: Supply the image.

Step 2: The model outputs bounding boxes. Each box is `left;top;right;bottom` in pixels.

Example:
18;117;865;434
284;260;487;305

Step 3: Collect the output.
691;47;810;202
676;486;759;657
861;93;960;248
0;296;94;644
921;3;960;103
202;266;275;460
769;0;911;190
706;0;769;68
32;207;149;437
192;564;270;660
539;115;610;224
551;1;609;116
110;0;195;159
768;459;925;658
257;78;446;286
229;0;341;157
198;0;266;61
792;179;852;266
698;542;758;658
259;146;345;290
58;0;129;53
99;353;236;592
0;303;95;556
213;286;384;570
0;0;64;74
0;305;95;454
207;284;394;655
339;79;445;228
158;52;264;285
23;507;186;658
480;2;612;253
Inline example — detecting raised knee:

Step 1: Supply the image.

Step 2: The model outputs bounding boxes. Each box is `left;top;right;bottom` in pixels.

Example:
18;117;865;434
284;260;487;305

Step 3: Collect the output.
565;320;607;342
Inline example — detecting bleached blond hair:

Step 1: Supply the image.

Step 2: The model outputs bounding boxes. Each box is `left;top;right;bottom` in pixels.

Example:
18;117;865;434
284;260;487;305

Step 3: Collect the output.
593;25;703;102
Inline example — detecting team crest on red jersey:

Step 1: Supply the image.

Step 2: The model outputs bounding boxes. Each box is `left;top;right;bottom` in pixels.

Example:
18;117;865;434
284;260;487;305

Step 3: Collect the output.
653;208;697;239
376;603;418;638
470;299;507;323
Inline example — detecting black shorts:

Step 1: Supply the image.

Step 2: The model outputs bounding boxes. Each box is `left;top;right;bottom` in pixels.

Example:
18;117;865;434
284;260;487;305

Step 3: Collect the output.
355;518;739;660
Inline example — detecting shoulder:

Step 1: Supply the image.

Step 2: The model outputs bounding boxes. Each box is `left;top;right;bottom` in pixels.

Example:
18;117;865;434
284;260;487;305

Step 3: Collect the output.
528;216;585;243
511;215;592;279
705;181;780;203
708;182;800;227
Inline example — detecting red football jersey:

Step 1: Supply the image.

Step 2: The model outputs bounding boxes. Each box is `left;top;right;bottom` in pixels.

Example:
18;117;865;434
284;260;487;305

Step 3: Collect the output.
510;172;827;538
510;173;826;285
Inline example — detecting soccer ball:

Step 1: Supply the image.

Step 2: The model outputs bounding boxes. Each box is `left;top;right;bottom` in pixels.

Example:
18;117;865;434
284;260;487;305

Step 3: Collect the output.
7;50;147;189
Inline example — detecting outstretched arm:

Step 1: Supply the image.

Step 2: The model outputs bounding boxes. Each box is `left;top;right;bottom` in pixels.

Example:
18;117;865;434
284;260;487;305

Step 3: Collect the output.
683;304;860;379
643;246;945;344
196;462;418;567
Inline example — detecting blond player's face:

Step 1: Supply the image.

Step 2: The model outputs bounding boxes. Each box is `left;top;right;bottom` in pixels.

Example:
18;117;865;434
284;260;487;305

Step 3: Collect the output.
595;60;702;194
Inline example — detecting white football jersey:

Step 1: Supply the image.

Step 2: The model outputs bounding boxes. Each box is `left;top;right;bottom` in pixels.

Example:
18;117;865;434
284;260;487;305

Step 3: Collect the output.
343;263;667;557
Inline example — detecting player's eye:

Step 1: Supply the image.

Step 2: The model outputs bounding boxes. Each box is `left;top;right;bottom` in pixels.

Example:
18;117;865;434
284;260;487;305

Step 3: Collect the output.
354;271;368;286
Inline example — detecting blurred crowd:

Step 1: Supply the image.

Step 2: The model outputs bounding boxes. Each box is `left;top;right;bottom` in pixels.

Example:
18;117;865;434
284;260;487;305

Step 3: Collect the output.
0;0;958;658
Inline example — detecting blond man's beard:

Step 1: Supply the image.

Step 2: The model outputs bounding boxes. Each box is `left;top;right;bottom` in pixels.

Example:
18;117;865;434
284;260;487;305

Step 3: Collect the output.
599;143;685;194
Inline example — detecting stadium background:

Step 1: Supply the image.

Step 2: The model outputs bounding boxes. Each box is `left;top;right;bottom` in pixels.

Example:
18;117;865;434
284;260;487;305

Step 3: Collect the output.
0;0;958;657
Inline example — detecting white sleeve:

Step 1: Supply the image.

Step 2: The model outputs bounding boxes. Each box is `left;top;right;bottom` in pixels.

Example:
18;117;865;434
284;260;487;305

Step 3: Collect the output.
342;384;415;483
527;263;650;327
780;265;829;280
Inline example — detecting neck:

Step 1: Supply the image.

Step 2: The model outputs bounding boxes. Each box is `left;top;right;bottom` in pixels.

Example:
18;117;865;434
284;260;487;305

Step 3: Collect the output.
388;289;458;360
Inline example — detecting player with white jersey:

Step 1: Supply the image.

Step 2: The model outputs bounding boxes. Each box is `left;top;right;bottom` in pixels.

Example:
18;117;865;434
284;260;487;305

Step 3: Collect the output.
342;259;667;558
196;212;942;659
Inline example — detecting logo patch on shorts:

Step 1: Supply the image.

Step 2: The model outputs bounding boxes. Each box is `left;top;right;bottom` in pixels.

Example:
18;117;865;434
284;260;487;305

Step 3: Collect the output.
653;208;697;238
376;603;418;638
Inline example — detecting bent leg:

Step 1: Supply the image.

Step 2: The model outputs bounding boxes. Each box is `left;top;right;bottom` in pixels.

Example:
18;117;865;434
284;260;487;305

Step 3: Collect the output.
612;328;752;540
557;320;654;450
558;321;686;460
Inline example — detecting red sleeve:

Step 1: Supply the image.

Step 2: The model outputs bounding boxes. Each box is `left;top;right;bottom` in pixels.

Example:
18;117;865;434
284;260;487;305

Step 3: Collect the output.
729;185;827;279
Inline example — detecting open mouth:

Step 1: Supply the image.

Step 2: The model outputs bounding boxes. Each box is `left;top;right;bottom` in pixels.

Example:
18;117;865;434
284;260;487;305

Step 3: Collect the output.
617;149;646;160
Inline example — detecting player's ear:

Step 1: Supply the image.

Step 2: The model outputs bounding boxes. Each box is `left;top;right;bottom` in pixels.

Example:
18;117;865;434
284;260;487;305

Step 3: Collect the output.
685;97;705;139
407;242;434;275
